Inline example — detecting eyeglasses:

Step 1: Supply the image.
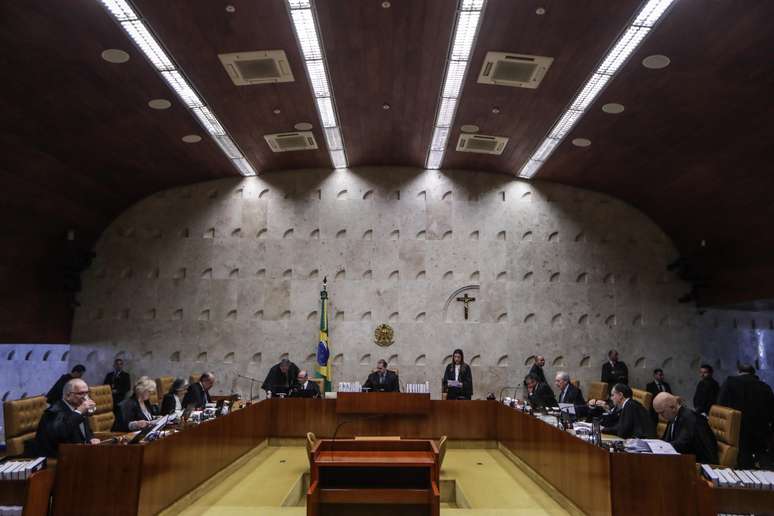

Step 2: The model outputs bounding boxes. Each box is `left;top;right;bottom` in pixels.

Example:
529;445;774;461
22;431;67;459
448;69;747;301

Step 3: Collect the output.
71;390;90;396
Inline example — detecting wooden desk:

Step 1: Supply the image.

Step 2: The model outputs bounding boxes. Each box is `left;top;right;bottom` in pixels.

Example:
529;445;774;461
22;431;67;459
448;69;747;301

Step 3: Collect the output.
336;392;431;414
307;439;440;516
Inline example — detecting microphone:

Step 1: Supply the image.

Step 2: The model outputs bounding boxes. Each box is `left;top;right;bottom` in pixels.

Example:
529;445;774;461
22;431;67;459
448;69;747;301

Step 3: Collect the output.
330;414;385;461
499;386;520;402
237;373;260;381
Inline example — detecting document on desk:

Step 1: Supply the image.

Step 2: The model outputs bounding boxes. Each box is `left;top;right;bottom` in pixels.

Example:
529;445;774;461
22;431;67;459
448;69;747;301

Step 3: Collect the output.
558;403;575;414
447;380;462;388
643;439;679;455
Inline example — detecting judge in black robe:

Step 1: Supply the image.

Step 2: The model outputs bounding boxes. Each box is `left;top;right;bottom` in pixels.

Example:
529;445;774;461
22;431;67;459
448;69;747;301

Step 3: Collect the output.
442;349;473;400
183;372;216;408
525;373;557;410
45;364;86;405
654;393;718;464
364;359;400;392
602;384;655;439
290;370;321;398
261;359;300;395
554;372;585;405
34;378;98;457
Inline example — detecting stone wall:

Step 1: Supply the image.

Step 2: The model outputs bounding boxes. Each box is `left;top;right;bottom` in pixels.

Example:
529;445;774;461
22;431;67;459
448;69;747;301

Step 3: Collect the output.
69;167;704;400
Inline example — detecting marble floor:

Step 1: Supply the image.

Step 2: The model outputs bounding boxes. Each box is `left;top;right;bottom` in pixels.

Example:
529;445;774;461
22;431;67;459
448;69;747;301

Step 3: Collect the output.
165;446;570;516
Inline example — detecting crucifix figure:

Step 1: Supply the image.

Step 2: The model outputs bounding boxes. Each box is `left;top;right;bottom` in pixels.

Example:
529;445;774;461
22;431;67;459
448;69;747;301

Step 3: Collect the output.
456;293;476;320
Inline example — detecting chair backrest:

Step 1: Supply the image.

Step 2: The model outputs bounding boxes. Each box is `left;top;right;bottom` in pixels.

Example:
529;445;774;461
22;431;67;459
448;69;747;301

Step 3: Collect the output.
309;378;324;394
709;405;741;467
570;379;580;389
586;381;609;401
306;432;318;467
438;435;448;468
3;395;47;457
189;374;201;385
90;384;115;433
156;376;175;398
632;388;654;411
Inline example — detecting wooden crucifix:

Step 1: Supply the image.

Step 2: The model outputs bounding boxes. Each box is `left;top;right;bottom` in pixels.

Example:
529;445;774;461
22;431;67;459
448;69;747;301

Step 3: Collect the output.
456;293;476;320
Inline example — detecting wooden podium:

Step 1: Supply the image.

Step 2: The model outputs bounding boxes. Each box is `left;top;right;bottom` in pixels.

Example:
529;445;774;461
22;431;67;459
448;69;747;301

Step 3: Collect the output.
307;438;440;516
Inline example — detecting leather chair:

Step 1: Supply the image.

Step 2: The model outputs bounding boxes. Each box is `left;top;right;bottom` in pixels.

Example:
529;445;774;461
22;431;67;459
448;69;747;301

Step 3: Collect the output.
571;379;580;389
189;374;201;385
708;405;741;467
632;388;654;411
3;395;47;457
89;384;116;435
586;381;609;401
309;377;324;394
156;376;175;398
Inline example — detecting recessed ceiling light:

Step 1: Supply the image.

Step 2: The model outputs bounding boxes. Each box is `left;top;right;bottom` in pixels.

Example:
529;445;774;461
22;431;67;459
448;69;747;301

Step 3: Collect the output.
601;102;625;114
491;106;501;114
382;103;391;111
182;134;202;143
642;54;671;69
273;108;281;115
460;124;479;133
101;49;130;63
294;122;313;131
572;138;591;147
148;98;172;110
535;7;546;15
225;5;236;13
382;1;391;8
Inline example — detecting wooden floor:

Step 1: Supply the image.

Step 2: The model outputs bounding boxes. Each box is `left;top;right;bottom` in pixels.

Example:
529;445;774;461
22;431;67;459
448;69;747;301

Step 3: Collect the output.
164;445;569;516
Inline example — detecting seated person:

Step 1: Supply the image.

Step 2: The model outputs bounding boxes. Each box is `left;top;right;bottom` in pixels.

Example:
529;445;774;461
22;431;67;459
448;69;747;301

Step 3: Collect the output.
183;372;215;408
442;348;473;400
261;359;299;396
364;359;400;392
161;378;189;414
602;384;655;439
653;392;718;464
33;378;100;457
290;370;321;398
46;364;86;405
555;371;585;405
524;373;557;410
118;377;159;432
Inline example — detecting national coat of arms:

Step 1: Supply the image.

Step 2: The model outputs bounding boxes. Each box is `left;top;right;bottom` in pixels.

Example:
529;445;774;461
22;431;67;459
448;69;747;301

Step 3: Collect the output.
373;323;394;347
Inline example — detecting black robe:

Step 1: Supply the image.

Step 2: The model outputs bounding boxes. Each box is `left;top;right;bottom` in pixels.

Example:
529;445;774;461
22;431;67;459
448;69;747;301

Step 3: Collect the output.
182;382;211;409
261;362;300;394
442;363;473;399
290;380;321;398
601;361;629;386
604;398;655;439
558;383;585;405
662;406;719;464
527;382;557;410
33;400;94;457
364;370;400;392
528;364;547;384
718;373;774;467
45;374;73;405
692;377;719;415
117;397;158;432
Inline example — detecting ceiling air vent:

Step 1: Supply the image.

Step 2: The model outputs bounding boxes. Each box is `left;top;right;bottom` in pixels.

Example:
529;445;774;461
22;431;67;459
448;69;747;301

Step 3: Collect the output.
477;52;553;89
456;134;509;155
264;131;318;152
218;50;294;85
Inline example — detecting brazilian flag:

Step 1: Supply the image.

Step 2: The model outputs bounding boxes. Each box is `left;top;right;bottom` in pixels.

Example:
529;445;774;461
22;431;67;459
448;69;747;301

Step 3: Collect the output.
315;278;331;391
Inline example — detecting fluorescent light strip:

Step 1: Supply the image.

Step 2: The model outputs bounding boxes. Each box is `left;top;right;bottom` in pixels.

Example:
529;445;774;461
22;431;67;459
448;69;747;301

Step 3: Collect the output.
518;0;676;179
425;0;486;170
97;0;256;176
287;0;348;169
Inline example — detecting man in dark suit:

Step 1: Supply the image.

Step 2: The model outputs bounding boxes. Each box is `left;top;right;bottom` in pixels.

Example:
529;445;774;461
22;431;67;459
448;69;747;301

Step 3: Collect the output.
525;373;557;410
693;364;719;416
103;358;131;415
529;355;547;384
290;370;321;398
262;358;300;396
601;349;629;386
183;372;215;409
646;368;672;422
364;359;400;392
34;378;101;457
718;364;774;468
554;371;585;405
602;383;655;439
653;392;718;464
46;364;86;405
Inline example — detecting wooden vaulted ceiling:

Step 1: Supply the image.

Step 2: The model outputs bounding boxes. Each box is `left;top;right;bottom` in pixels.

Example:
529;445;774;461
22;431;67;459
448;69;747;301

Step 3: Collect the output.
1;0;772;342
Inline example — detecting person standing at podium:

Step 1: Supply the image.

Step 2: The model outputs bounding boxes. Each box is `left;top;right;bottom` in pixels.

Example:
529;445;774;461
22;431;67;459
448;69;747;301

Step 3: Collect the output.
364;359;400;392
442;348;473;399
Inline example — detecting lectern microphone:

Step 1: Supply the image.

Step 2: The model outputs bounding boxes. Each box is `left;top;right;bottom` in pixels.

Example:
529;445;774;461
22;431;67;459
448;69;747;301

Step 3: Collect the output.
330;414;385;461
